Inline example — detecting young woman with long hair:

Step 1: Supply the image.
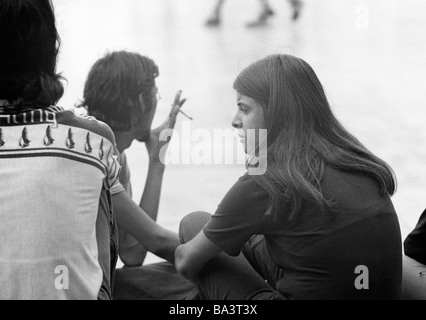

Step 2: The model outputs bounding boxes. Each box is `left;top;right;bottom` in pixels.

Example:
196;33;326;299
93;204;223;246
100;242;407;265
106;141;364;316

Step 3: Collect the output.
175;54;402;300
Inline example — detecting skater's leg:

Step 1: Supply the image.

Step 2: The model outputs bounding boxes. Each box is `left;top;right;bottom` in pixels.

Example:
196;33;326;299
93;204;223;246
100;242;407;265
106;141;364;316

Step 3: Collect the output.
246;0;275;27
206;0;226;26
288;0;303;21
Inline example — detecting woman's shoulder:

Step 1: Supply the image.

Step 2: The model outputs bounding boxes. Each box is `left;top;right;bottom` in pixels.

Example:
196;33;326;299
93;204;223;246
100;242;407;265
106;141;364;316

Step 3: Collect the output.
232;173;265;194
219;173;269;212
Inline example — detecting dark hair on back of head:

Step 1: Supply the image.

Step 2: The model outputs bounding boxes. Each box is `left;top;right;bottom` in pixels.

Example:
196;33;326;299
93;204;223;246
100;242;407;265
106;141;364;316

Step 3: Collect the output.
79;51;159;132
0;0;64;107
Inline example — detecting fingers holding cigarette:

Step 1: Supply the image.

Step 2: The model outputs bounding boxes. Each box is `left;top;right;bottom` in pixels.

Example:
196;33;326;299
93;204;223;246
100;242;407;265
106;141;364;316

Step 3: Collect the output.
178;109;193;121
171;90;193;121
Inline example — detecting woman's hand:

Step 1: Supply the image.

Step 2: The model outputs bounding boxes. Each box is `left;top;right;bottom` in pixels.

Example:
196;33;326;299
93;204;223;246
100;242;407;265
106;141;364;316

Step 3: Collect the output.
145;90;187;164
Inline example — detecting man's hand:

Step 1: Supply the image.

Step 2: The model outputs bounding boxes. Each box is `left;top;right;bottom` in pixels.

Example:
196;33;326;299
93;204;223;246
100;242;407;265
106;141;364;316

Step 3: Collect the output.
145;90;187;164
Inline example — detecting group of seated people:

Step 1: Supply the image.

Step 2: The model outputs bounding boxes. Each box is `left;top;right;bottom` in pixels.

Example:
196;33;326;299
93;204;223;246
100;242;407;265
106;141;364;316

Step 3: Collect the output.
0;0;424;300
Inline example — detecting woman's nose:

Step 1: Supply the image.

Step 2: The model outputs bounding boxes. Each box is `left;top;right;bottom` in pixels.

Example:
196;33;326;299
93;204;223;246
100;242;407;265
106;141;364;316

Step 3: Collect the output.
232;114;242;129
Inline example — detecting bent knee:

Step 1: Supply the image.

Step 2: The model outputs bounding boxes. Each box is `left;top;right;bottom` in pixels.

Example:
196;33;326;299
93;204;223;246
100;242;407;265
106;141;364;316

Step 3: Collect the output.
179;211;212;244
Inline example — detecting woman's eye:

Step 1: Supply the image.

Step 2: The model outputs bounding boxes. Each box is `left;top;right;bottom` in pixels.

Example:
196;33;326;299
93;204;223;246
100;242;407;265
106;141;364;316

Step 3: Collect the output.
239;107;248;114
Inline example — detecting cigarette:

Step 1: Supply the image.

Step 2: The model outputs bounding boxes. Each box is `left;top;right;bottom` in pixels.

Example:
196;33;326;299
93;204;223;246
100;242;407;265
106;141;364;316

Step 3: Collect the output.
179;109;193;121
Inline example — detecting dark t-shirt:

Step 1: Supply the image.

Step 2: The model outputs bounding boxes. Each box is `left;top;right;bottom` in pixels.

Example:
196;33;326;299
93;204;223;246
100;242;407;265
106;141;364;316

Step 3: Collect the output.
404;209;426;265
204;166;402;300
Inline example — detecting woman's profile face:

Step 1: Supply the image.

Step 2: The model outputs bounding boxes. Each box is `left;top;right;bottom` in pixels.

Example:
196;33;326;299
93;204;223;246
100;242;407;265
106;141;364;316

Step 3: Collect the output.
232;92;266;154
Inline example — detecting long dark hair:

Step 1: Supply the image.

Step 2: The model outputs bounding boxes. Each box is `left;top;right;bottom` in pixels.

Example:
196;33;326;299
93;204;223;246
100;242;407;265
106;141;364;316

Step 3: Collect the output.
234;54;396;220
0;0;64;107
79;51;159;132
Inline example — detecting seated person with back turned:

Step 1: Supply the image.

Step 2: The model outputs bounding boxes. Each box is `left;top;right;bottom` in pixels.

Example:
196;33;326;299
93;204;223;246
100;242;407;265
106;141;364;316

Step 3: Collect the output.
402;209;426;300
0;0;121;300
79;51;198;300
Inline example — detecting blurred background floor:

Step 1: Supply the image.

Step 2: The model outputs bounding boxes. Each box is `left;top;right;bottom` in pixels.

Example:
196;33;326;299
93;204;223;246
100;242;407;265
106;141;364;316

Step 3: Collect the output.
54;0;426;265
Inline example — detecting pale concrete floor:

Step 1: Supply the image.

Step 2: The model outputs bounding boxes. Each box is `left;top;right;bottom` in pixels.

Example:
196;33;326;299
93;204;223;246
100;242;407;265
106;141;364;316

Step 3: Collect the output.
54;0;426;264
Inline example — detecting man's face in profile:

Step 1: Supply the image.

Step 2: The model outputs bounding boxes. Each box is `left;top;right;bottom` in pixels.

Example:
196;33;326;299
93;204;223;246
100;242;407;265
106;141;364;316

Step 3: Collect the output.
133;86;159;142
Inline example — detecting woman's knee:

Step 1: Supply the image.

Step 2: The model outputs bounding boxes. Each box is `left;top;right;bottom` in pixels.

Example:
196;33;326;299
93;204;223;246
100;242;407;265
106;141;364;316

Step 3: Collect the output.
179;211;212;244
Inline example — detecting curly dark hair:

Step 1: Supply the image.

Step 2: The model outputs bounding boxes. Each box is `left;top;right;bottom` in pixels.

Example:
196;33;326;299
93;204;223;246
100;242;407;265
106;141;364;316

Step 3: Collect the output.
0;0;64;107
79;51;159;132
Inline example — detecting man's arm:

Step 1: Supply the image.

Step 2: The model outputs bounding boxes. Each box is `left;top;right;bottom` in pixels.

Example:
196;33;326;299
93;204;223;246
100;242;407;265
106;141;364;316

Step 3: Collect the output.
113;190;181;264
140;90;186;221
139;160;165;226
118;160;166;267
118;91;187;266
